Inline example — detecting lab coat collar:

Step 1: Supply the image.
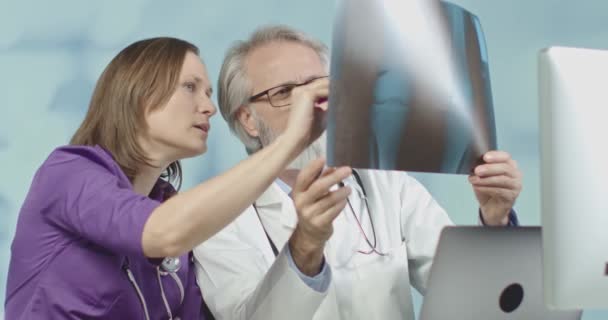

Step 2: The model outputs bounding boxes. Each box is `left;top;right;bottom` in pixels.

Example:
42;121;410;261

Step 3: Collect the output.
255;182;298;229
253;173;364;229
344;173;365;199
255;173;365;205
255;182;285;207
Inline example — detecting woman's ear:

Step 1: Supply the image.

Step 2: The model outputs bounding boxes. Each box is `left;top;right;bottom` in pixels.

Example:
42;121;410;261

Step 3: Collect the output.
236;106;259;138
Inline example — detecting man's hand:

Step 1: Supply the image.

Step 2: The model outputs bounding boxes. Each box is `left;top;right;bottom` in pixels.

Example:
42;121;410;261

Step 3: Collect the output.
289;158;351;276
469;150;522;226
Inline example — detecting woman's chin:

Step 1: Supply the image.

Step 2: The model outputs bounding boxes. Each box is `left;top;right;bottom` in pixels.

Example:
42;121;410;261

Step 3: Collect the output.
177;143;207;160
192;144;208;157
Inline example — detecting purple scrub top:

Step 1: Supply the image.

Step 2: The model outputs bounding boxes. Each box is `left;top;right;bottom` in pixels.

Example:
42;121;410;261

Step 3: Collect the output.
5;145;205;319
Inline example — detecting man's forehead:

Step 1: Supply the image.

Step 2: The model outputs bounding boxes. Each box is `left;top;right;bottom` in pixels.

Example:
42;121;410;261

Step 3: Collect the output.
245;42;325;90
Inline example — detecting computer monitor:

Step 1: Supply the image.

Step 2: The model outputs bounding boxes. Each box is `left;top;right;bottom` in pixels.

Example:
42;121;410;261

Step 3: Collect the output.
539;46;608;309
420;227;581;320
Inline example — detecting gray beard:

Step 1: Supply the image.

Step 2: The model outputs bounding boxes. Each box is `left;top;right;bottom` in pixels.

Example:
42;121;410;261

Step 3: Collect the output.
255;117;327;170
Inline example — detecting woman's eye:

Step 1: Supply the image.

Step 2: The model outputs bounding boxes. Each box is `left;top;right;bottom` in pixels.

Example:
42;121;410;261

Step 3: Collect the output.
184;82;196;92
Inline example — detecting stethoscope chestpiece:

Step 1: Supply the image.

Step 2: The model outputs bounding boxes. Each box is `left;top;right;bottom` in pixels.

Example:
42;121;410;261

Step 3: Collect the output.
160;257;181;274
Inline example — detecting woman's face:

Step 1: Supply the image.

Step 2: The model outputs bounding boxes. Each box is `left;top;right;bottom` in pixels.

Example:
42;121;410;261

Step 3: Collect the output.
143;51;216;164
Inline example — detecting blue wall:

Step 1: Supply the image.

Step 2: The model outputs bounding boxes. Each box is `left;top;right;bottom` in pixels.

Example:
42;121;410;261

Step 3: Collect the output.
1;0;606;318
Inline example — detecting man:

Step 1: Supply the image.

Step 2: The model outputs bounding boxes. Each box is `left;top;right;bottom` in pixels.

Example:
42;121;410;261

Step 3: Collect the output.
193;25;522;320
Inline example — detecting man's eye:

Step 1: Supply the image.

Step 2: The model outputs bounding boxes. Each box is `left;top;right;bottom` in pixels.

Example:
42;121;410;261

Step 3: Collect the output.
274;86;292;96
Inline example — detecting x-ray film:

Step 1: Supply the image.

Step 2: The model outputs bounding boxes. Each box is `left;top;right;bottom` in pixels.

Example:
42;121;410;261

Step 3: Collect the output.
327;0;497;174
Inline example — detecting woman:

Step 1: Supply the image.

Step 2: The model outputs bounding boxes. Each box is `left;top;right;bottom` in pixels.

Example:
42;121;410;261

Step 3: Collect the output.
4;37;341;319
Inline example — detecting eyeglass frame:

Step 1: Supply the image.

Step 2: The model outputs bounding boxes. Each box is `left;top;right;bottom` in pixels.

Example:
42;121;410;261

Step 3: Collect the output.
248;75;329;108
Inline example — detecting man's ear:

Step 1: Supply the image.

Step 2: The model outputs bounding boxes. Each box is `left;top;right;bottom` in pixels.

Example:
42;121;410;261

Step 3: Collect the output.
236;106;259;138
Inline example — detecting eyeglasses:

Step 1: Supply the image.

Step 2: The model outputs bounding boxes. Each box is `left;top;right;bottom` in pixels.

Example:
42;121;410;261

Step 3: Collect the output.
248;76;329;108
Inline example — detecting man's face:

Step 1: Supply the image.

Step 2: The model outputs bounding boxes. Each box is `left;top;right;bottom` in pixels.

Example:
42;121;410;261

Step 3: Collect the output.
245;41;327;139
245;41;328;168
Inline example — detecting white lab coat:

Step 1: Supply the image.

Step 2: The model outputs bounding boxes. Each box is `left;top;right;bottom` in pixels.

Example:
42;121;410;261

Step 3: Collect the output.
193;169;453;320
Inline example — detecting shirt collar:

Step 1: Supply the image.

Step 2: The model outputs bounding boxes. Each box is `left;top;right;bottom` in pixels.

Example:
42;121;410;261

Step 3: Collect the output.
274;178;292;195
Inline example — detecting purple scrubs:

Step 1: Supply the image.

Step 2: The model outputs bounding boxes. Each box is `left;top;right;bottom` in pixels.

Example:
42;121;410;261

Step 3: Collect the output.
5;145;204;319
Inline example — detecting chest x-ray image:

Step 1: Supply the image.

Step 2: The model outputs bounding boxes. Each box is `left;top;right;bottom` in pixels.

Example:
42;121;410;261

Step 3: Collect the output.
327;0;497;174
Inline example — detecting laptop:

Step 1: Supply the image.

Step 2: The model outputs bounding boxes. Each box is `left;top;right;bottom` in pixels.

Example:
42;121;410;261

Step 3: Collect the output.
419;227;582;320
539;46;608;310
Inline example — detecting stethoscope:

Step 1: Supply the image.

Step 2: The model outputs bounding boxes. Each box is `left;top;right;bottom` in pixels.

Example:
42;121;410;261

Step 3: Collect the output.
253;169;385;257
123;256;185;320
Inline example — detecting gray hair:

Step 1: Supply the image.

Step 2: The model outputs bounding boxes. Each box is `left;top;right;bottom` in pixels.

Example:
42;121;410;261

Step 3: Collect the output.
217;25;329;154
